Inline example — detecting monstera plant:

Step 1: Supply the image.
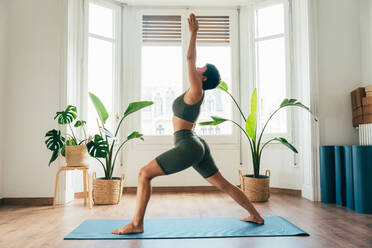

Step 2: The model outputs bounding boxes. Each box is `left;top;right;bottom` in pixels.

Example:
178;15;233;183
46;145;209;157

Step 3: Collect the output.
87;92;153;180
45;105;88;166
199;81;318;202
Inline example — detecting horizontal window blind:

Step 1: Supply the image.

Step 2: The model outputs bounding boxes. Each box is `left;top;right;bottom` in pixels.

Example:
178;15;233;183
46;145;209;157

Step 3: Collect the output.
196;16;230;43
142;15;182;43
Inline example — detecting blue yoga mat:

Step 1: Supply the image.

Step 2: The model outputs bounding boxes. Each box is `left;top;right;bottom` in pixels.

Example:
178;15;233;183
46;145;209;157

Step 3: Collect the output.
64;216;309;240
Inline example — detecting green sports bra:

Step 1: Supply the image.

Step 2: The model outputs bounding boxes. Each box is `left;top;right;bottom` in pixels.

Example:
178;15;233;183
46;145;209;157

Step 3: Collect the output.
172;90;205;123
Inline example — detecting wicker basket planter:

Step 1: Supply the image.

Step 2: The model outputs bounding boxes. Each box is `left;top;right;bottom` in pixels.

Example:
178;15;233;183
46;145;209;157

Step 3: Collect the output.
239;169;271;202
92;172;125;205
65;145;90;168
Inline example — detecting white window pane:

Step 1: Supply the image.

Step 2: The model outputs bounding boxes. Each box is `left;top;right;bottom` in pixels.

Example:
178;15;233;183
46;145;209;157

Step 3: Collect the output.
141;46;182;135
89;3;113;38
256;37;287;133
195;46;232;135
256;4;284;38
87;37;113;135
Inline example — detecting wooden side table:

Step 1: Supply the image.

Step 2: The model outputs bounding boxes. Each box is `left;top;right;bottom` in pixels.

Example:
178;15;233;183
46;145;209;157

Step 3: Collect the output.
53;166;90;207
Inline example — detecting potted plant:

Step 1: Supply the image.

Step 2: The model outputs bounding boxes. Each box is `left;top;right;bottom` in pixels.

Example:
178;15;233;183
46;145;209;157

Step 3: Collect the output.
199;81;318;202
87;92;153;205
45;105;90;167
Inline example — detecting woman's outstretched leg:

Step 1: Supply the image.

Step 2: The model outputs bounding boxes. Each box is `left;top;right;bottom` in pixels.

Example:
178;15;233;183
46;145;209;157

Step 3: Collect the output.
112;159;165;234
206;171;264;224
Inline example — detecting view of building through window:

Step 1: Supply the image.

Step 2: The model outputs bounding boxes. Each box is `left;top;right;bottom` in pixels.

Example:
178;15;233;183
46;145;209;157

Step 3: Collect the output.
140;46;183;135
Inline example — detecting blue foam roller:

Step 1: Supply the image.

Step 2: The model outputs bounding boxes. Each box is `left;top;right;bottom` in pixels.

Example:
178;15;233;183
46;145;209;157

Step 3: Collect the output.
320;146;336;203
343;146;354;210
334;146;346;206
352;146;372;214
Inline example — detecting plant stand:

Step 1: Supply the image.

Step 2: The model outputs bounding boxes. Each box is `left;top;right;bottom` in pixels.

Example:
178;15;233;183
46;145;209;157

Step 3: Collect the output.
53;166;90;208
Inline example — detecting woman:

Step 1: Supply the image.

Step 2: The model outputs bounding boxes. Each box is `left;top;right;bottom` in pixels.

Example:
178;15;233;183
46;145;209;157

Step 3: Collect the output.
112;13;264;235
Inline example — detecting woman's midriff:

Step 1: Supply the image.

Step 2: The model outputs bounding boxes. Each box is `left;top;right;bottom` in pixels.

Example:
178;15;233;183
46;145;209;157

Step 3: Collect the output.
172;115;195;132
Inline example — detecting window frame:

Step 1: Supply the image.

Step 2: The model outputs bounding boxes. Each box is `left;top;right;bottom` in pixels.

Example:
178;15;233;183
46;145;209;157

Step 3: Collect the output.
251;0;293;144
82;0;122;136
131;8;240;148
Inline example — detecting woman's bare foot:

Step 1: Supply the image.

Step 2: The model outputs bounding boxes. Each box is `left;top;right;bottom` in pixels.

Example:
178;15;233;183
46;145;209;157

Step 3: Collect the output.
112;222;144;235
240;215;265;225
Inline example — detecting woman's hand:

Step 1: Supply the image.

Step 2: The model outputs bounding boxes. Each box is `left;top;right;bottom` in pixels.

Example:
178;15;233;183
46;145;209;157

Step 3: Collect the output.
188;13;199;34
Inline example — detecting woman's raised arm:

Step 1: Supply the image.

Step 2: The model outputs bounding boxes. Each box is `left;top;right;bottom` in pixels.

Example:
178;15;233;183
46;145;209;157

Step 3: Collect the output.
186;13;202;93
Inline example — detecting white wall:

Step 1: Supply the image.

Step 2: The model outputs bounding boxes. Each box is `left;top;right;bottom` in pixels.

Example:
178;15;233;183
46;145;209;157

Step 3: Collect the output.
2;0;67;197
317;0;362;146
0;0;9;199
360;0;372;85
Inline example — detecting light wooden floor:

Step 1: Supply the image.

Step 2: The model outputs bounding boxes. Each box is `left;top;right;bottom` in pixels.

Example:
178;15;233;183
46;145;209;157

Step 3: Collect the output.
1;192;371;248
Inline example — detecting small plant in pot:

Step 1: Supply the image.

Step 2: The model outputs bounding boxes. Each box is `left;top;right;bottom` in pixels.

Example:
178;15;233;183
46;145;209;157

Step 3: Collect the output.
45;105;90;167
199;81;318;202
88;92;153;205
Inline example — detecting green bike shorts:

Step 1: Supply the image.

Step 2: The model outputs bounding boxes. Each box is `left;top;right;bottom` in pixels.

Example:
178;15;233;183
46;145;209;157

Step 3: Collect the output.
155;129;219;178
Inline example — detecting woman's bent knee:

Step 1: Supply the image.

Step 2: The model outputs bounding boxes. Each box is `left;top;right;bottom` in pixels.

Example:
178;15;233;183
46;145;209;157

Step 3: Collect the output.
138;160;165;180
138;167;152;180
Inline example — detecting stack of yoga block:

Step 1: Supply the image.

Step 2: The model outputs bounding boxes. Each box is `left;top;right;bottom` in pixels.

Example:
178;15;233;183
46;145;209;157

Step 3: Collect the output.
351;86;372;127
319;145;372;214
351;86;372;145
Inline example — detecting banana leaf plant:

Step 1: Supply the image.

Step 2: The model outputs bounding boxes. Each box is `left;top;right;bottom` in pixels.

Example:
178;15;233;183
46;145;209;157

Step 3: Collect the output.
45;105;88;166
199;81;318;178
87;92;153;180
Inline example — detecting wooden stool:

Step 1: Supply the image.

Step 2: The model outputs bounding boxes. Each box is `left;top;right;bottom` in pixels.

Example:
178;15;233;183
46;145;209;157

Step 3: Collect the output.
53;166;90;207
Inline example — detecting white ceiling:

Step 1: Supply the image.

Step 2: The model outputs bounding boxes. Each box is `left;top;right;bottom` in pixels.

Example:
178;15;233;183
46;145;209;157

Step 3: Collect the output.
117;0;253;7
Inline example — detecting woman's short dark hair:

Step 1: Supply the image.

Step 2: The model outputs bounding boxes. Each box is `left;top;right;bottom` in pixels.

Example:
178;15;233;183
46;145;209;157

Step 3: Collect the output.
202;63;221;90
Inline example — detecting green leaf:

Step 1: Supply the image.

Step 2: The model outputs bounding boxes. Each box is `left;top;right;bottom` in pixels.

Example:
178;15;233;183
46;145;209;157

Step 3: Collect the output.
86;135;109;158
199;116;229;126
123;101;154;118
245;88;257;140
199;120;217;126
211;116;228;124
45;129;65;166
45;129;65;151
217;80;228;92
250;88;257;118
54;105;77;125
66;138;77;146
280;98;307;110
89;92;109;124
273;137;298;153
279;98;318;122
74;120;86;127
127;131;144;141
49;149;59;166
